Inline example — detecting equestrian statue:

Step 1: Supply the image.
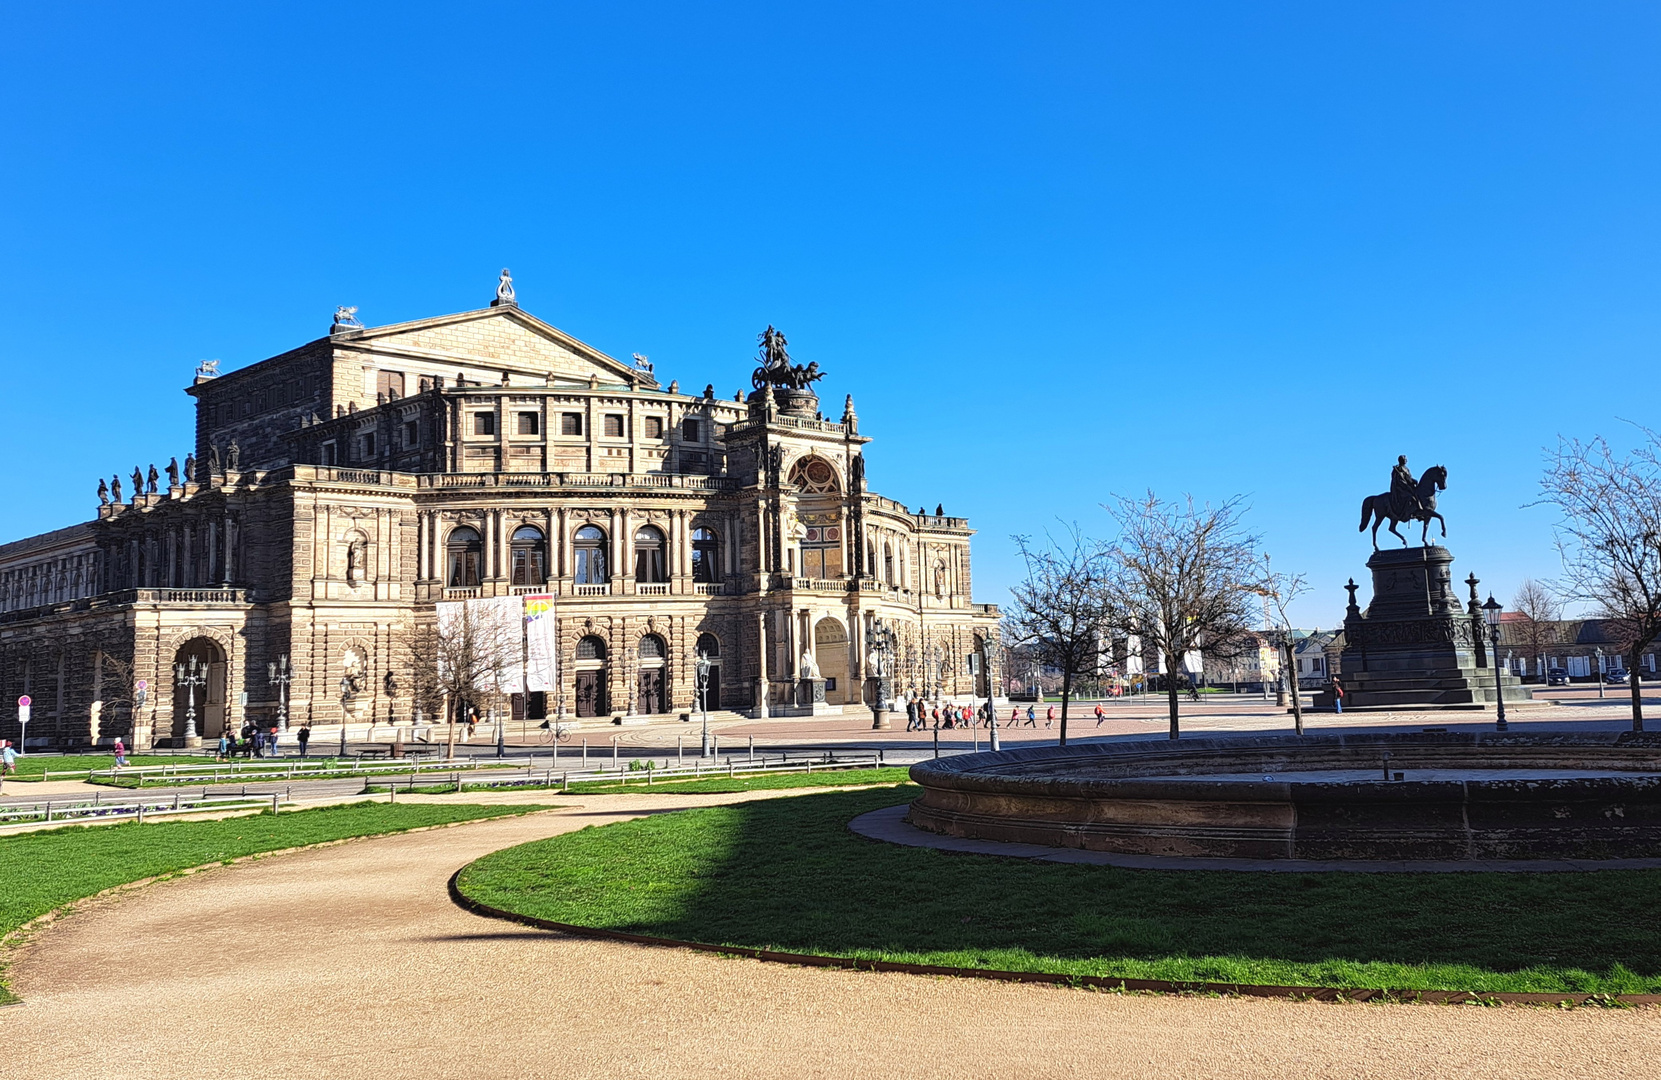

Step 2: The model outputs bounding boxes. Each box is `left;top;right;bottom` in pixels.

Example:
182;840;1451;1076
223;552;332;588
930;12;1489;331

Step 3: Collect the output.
1358;455;1448;549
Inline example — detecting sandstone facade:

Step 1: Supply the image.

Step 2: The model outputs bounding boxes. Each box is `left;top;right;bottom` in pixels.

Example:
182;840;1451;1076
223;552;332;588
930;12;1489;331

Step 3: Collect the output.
0;289;999;748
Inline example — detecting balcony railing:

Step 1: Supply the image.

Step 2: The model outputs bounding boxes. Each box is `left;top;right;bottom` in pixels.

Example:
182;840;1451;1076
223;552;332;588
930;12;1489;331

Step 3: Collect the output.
573;583;611;596
693;581;727;596
636;583;669;596
417;472;738;492
444;586;481;599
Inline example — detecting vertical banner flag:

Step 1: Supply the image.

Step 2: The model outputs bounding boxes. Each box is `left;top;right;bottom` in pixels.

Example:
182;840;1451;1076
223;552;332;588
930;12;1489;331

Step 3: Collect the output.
476;595;525;693
436;601;465;681
524;594;558;693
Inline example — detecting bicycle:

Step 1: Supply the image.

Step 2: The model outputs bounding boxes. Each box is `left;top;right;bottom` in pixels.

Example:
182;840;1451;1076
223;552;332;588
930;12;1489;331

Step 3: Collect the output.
537;720;573;744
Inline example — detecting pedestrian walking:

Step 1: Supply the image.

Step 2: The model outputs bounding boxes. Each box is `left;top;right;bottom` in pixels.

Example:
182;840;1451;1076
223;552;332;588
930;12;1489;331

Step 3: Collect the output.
1010;706;1019;727
1333;676;1345;715
1025;705;1037;728
297;724;311;758
216;732;230;761
113;738;127;768
0;741;15;776
1045;705;1055;729
269;725;280;758
1094;703;1105;727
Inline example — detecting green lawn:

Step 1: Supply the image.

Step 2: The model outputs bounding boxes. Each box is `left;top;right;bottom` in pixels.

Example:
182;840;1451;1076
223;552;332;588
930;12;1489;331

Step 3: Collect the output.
88;759;538;788
457;785;1661;996
0;800;538;1003
6;755;208;781
369;766;912;797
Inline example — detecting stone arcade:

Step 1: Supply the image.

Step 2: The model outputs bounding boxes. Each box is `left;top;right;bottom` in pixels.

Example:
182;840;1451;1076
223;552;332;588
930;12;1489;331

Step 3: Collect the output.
0;276;999;748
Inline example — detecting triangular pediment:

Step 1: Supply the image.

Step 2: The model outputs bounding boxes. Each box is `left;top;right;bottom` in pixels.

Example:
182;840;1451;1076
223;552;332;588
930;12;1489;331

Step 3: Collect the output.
339;306;651;387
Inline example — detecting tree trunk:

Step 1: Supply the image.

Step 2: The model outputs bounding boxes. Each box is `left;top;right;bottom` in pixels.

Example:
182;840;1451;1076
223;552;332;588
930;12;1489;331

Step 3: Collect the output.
1631;647;1645;733
1059;670;1072;747
1166;663;1181;740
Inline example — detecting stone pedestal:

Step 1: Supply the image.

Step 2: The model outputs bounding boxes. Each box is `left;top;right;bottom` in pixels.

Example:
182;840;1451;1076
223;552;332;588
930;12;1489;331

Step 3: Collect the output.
869;677;893;729
1316;545;1533;710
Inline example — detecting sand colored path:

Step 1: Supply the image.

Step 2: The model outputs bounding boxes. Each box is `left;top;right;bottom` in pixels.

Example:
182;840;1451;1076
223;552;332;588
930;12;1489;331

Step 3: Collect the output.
10;790;1661;1080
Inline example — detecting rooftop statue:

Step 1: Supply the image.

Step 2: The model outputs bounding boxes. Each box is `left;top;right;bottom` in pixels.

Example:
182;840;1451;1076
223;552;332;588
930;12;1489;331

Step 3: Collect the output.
1359;455;1448;549
751;326;826;392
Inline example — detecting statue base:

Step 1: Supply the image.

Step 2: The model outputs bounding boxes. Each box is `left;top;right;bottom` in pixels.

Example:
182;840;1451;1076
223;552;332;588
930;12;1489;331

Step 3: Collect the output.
773;677;838;717
1316;546;1534;711
748;387;819;418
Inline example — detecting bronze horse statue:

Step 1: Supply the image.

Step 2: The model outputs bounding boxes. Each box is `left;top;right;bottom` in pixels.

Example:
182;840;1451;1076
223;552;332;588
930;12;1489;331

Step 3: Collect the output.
1359;464;1448;549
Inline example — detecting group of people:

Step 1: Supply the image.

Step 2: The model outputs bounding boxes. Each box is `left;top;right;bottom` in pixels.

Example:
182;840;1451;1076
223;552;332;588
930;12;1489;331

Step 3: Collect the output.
903;698;995;731
216;722;310;760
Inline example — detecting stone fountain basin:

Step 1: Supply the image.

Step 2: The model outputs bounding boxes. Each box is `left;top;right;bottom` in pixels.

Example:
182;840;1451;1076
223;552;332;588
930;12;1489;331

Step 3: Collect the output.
907;732;1661;861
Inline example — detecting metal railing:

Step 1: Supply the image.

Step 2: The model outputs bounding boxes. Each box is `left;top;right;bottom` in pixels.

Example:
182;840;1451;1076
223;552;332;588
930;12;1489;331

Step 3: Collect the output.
85;755;547;786
0;792;290;830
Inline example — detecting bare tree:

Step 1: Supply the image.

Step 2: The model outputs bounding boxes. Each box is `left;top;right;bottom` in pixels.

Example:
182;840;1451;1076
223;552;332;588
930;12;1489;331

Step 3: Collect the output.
400;602;520;758
1538;431;1661;730
1001;526;1116;746
1101;492;1264;740
1250;555;1310;735
1509;578;1563;683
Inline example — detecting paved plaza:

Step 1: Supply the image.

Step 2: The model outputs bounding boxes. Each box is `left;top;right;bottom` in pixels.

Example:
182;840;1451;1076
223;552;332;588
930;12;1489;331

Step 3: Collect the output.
9;788;1661;1080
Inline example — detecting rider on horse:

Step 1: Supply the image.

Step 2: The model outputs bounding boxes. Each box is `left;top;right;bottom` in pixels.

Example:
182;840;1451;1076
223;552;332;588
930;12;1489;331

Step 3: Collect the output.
1390;455;1422;522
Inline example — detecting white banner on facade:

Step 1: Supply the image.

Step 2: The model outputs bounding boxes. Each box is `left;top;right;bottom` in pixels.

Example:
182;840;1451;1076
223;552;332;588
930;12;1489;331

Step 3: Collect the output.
476;595;525;693
436;600;465;681
523;594;557;693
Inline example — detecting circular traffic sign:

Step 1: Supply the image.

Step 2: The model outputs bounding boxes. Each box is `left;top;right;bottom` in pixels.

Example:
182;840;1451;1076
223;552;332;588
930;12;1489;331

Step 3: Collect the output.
136;680;148;691
17;695;29;707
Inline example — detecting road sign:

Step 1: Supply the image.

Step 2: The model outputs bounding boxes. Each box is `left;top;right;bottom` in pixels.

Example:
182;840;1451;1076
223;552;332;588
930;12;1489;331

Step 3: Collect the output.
136;680;148;691
17;695;29;708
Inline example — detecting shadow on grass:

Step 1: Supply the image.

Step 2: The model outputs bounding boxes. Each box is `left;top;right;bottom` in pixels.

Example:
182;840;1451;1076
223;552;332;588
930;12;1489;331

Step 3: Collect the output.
456;785;1661;994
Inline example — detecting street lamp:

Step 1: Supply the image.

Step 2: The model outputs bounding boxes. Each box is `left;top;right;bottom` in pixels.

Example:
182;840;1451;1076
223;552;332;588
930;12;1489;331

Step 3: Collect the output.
865;618;896;731
338;674;354;756
694;650;712;757
174;656;206;744
267;655;291;732
1482;596;1509;732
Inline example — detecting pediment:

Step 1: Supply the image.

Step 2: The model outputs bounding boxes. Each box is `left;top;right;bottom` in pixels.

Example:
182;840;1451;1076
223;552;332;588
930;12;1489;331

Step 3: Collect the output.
342;307;650;386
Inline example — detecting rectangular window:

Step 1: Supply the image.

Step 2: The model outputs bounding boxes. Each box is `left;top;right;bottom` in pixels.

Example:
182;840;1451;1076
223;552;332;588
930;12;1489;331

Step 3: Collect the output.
682;418;701;442
561;413;583;436
376;370;405;400
403;420;419;447
473;412;496;436
604;414;624;438
644;416;663;438
517;412;539;435
361;433;376;458
320;441;337;466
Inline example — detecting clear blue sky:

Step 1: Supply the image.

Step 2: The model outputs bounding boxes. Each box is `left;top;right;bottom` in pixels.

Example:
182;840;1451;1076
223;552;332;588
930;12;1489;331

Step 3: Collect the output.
2;2;1656;626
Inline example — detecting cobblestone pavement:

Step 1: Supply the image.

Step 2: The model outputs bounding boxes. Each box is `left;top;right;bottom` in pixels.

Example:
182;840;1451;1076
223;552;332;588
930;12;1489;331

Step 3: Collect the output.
9;790;1661;1080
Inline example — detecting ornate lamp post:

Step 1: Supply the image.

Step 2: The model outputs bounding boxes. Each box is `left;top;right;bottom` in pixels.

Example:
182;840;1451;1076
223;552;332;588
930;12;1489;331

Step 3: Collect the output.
864;617;896;731
267;655;291;732
1482;596;1509;732
174;656;206;745
338;674;354;756
384;671;400;726
694;651;712;757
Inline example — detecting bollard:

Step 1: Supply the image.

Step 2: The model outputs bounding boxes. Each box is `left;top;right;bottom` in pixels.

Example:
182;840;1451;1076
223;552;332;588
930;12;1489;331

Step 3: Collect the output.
695;760;701;778
613;739;619;771
807;760;813;775
45;802;51;822
582;740;588;767
1382;752;1391;782
174;791;181;810
678;736;684;767
749;736;754;762
272;793;280;814
933;726;940;759
561;771;569;792
136;802;143;824
647;767;653;786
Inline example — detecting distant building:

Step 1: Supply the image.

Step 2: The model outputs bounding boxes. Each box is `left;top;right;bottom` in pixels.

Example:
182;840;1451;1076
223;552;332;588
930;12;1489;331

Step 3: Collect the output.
1496;614;1657;681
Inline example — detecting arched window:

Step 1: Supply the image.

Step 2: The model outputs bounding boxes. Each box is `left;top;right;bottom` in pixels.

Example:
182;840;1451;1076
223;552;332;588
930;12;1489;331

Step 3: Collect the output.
884;543;895;586
573;525;608;585
696;632;720;657
510;525;546;586
575;635;607;661
788;456;841;494
695;632;721;711
638;634;665;660
634;525;666;583
691;527;721;583
446;526;482;587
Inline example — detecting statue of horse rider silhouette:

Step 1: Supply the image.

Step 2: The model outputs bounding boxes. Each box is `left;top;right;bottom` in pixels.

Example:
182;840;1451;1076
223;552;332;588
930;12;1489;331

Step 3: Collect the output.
1359;455;1448;549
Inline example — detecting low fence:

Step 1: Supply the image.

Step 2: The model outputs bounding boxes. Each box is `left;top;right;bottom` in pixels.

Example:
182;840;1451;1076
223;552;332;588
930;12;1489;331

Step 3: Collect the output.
82;756;547;787
396;751;890;793
0;791;289;830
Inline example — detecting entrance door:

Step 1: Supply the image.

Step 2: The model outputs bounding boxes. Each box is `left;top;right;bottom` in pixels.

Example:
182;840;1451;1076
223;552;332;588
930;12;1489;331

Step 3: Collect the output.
700;665;720;711
638;668;666;714
576;671;605;717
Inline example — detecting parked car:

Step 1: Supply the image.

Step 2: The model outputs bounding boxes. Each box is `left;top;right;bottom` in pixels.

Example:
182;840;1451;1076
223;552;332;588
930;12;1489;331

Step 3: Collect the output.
1605;669;1630;684
1546;668;1569;686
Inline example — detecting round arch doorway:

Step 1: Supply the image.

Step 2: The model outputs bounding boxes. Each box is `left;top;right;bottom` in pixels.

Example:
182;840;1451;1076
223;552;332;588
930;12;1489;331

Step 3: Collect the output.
812;617;852;705
172;637;227;744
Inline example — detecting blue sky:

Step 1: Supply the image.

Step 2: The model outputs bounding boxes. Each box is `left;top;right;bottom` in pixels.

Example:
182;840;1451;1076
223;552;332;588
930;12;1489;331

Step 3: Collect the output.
2;2;1657;625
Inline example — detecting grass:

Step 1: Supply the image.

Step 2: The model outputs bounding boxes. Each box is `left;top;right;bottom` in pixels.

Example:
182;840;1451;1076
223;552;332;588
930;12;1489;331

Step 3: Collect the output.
0;800;538;1003
5;755;208;781
87;759;532;788
457;785;1661;995
366;766;913;796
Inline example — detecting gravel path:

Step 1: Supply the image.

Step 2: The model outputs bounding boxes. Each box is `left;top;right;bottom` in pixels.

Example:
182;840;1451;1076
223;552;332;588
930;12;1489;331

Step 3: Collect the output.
9;790;1661;1079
